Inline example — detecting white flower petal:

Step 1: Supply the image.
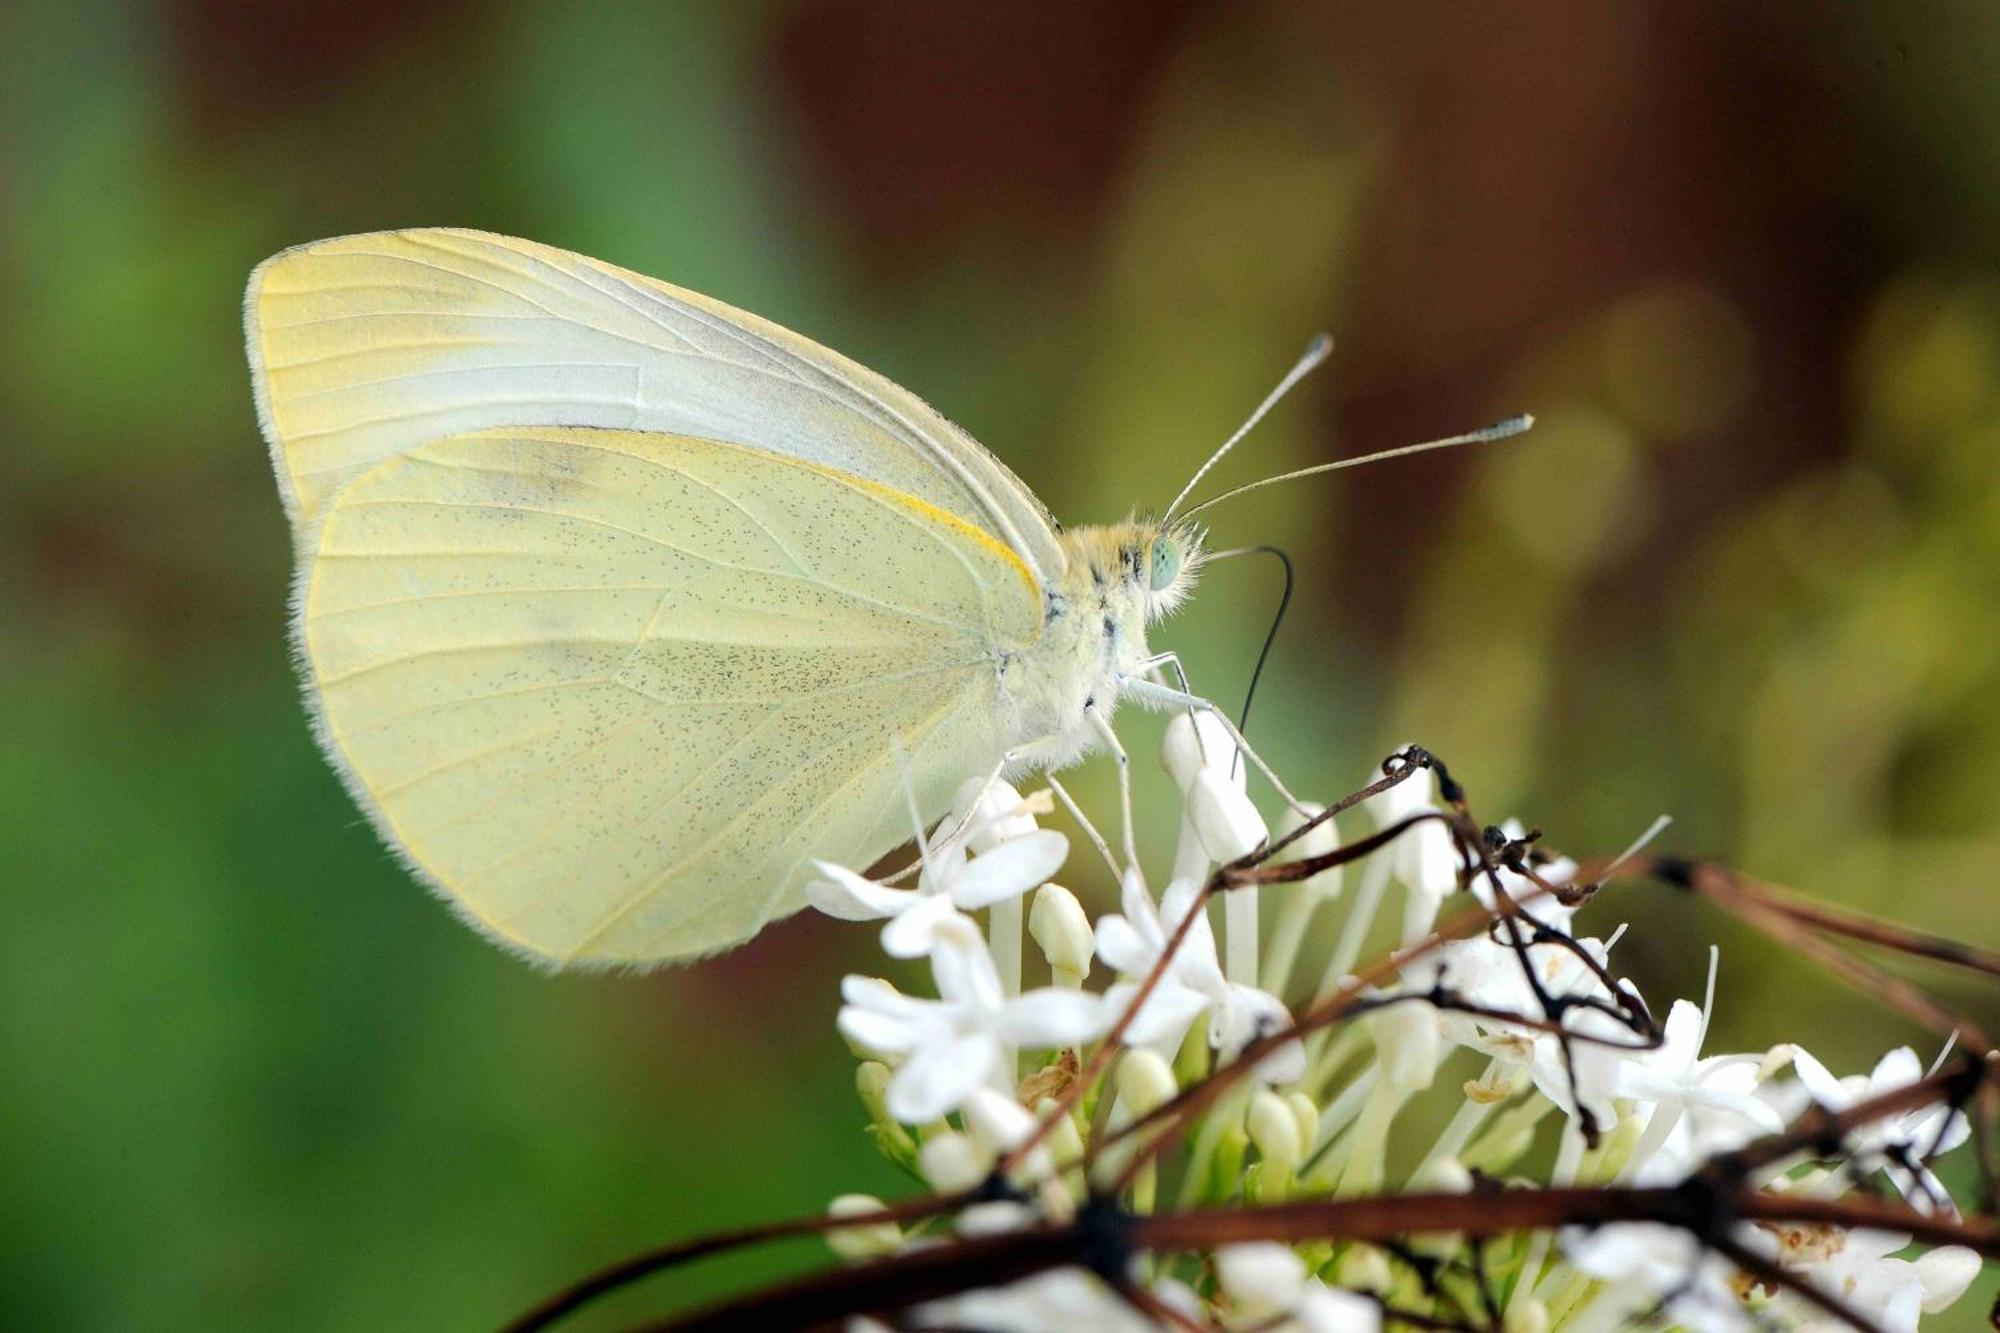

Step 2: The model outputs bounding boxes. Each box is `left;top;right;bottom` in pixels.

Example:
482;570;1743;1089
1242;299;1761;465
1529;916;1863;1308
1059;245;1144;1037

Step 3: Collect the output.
913;1269;1156;1332
1674;1084;1788;1134
1654;998;1704;1072
889;1033;998;1123
1298;1282;1384;1333
840;974;927;1017
1167;916;1226;995
1368;998;1440;1092
1253;1037;1308;1086
1870;1046;1923;1094
929;920;1006;1011
1094;914;1155;976
1157;875;1206;933
1106;978;1210;1050
952;776;1041;853
996;987;1110;1048
947;829;1069;909
1209;985;1306;1083
1914;1245;1981;1312
1187;769;1267;863
838;1003;923;1056
1914;1105;1972;1155
879;894;964;959
1117;867;1155;934
1788;1045;1851;1107
1397;820;1460;940
805;862;915;921
1161;709;1240;791
918;1131;991;1193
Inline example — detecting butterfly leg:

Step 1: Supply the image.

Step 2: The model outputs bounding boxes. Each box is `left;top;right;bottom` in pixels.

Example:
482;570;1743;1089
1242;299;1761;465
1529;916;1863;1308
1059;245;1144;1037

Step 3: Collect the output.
1043;772;1120;881
1083;699;1143;883
879;751;1021;886
1115;672;1312;816
1129;649;1223;766
1134;647;1207;759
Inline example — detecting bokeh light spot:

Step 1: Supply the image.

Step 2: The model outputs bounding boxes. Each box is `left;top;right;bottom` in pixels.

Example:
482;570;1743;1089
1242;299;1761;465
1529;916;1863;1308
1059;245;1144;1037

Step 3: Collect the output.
1598;283;1757;440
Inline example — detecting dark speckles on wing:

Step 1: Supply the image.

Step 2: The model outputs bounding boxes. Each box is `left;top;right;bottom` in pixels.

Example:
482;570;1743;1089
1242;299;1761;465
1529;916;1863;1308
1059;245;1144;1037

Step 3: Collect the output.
303;425;1034;963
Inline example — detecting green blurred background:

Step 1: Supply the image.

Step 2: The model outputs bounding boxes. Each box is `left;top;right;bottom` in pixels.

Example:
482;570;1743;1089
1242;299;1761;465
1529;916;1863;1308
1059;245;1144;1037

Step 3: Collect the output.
4;3;1998;1327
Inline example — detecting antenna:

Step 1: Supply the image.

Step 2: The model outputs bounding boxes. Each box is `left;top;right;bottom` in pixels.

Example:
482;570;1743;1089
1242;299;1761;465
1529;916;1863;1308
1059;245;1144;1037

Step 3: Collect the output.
1177;413;1535;519
1161;333;1335;524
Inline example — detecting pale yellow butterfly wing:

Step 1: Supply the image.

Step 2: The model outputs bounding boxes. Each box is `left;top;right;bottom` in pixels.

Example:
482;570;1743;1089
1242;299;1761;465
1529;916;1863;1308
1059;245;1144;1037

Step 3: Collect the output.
300;425;1040;966
246;227;1063;584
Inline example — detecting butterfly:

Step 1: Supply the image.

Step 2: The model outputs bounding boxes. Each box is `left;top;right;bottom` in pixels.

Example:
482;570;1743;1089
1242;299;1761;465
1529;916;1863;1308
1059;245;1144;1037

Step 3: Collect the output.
246;228;1520;968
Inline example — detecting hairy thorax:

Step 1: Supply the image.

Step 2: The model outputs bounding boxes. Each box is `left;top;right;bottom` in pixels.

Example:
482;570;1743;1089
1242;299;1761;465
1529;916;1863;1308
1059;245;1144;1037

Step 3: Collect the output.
995;521;1167;772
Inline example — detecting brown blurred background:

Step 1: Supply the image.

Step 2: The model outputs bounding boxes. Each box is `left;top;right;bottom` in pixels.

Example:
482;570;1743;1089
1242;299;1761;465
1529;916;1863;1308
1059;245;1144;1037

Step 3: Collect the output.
4;3;1997;1327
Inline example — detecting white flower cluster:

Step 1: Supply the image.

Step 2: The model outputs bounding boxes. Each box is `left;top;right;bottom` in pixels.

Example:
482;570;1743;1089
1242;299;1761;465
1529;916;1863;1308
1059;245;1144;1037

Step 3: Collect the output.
806;725;1983;1333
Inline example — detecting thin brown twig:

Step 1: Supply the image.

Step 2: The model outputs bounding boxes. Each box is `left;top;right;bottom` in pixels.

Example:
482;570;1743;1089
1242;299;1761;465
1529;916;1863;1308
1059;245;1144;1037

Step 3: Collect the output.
634;1170;2000;1332
1700;874;2000;979
1113;1276;1213;1332
1651;856;1995;1054
1095;884;1560;1193
1710;1232;1891;1333
1616;850;2000;1209
499;1189;975;1333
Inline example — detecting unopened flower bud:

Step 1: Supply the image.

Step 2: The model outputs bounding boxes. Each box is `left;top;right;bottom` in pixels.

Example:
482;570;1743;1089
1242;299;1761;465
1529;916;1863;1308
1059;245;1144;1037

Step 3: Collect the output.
1283;1090;1320;1157
1187;769;1267;863
1337;1243;1393;1294
825;1194;901;1260
1029;882;1093;984
1506;1298;1549;1333
1035;1097;1086;1206
1273;802;1343;902
855;1061;916;1161
917;1130;991;1193
1116;1047;1178;1118
952;776;1042;852
1214;1241;1306;1313
1409;1156;1474;1257
1369;1000;1439;1093
1161;709;1240;791
1247;1088;1303;1181
957;1200;1037;1236
1414;1156;1473;1195
961;1087;1035;1155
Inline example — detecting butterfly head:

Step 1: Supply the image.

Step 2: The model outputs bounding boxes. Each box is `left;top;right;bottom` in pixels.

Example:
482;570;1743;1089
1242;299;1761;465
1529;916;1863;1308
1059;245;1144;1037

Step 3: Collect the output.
1054;518;1205;627
1143;520;1205;622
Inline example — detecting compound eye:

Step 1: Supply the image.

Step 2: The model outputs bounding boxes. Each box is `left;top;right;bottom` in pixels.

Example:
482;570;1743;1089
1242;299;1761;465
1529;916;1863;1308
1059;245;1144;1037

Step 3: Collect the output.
1149;536;1182;593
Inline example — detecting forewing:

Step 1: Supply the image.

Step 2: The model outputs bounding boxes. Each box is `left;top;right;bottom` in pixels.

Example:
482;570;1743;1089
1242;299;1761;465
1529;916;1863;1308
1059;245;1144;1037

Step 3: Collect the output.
248;228;1063;584
298;427;1041;967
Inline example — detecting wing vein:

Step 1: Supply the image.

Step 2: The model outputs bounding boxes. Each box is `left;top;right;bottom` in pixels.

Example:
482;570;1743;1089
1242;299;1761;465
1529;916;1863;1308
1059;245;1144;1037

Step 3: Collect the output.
339;677;610;740
372;722;568;799
274;361;642;405
564;681;977;958
329;493;970;633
